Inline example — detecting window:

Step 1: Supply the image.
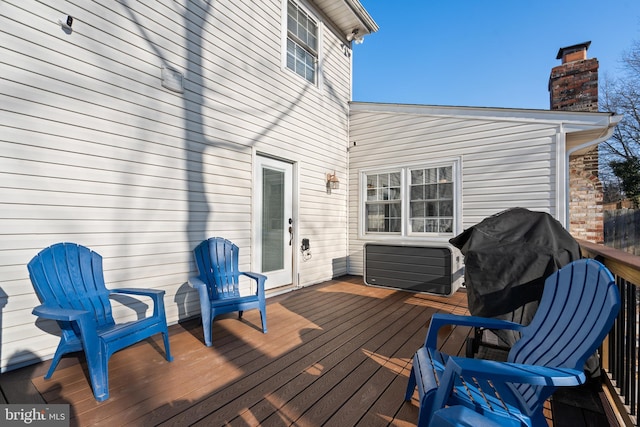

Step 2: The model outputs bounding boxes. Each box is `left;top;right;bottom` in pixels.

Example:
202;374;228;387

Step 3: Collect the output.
286;0;318;84
409;166;454;233
362;160;460;238
365;171;402;233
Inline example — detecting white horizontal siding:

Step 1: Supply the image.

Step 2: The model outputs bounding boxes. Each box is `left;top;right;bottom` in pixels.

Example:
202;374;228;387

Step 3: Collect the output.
348;106;561;276
1;0;353;371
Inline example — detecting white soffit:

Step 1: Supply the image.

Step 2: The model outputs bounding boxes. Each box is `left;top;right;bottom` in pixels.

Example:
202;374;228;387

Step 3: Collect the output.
313;0;379;40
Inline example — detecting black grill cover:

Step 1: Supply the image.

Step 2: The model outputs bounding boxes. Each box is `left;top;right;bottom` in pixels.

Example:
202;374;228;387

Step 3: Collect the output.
450;208;581;346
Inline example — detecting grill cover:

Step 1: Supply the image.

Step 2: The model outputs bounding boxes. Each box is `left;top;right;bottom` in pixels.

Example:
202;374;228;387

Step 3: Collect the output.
449;208;581;346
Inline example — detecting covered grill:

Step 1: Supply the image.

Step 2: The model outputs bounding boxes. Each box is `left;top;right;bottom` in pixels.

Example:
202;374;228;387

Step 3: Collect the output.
450;208;581;350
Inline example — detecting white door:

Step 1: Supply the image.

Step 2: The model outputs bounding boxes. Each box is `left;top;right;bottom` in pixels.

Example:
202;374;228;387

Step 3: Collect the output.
255;156;294;289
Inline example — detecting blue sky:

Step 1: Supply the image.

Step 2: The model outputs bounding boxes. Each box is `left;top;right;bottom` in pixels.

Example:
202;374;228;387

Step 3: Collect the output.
353;1;640;110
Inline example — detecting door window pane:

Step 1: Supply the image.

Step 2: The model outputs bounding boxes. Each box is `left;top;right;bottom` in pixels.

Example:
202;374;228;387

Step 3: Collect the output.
262;168;284;272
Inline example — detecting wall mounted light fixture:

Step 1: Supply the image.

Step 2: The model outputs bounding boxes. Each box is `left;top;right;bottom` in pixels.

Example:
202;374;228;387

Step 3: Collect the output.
58;15;73;33
346;29;364;44
326;171;339;194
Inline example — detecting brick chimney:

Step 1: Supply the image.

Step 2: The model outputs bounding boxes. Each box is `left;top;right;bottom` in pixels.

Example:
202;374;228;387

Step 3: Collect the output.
550;42;598;112
549;42;604;244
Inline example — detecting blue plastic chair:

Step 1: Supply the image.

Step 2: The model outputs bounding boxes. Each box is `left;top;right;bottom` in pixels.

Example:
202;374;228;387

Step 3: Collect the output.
405;259;620;426
189;237;267;347
28;243;173;402
432;406;504;427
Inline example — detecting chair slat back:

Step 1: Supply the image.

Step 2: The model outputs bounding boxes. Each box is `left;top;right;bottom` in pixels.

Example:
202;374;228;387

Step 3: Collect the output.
27;243;115;328
193;237;241;300
508;259;620;413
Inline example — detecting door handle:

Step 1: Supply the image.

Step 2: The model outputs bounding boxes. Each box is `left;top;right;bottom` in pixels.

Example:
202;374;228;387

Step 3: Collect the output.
288;218;293;246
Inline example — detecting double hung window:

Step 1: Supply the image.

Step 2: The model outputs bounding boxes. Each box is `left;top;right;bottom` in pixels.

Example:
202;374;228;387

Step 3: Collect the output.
365;172;402;233
362;160;459;238
286;0;318;84
409;166;454;233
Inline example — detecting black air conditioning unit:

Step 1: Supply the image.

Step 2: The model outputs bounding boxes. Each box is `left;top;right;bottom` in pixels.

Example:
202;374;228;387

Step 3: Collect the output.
364;244;461;296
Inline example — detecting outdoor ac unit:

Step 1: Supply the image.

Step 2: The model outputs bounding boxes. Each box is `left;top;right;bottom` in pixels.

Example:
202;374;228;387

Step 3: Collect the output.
364;243;463;296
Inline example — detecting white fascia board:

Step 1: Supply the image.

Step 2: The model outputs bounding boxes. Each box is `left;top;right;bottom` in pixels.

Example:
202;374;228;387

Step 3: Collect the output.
350;101;620;130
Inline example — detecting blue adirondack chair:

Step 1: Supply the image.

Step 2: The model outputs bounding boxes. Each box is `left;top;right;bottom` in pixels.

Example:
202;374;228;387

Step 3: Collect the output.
189;237;267;346
27;243;173;402
405;259;620;426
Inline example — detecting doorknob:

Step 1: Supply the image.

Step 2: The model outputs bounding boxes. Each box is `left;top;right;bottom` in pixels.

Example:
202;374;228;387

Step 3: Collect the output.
288;218;293;246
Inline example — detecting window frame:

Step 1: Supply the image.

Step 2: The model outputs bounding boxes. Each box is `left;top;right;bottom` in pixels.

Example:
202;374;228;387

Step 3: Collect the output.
283;0;322;86
364;169;403;235
359;158;462;241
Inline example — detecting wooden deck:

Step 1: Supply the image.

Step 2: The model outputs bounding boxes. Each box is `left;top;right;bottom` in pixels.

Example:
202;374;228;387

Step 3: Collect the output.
0;276;616;426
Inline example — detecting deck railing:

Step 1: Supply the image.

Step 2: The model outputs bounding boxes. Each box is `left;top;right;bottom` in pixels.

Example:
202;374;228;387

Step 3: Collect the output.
579;239;640;427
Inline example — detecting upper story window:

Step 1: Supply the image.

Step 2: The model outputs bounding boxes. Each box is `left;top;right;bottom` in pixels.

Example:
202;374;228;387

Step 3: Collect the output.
286;0;318;84
361;159;461;239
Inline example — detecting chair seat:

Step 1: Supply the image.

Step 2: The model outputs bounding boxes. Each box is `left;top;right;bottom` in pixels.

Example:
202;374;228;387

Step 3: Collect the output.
432;406;509;427
412;347;523;424
211;295;259;308
98;316;167;342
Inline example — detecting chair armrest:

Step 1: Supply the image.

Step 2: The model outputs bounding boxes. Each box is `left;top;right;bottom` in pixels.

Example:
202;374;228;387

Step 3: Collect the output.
241;272;267;296
425;313;524;348
428;356;586;423
241;271;267;282
32;304;90;322
110;288;165;298
109;288;166;317
188;276;207;289
188;276;211;310
445;356;586;387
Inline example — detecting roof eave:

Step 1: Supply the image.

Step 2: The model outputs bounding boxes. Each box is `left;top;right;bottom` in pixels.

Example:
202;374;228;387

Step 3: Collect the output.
342;0;379;33
350;101;623;152
566;114;623;155
314;0;379;42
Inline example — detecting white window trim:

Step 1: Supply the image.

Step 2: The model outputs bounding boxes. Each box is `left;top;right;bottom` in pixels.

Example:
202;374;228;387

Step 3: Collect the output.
281;0;323;88
362;167;404;236
359;157;463;242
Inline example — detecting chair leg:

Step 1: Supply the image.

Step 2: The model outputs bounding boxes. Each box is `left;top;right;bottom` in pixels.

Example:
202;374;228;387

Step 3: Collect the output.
45;334;83;379
45;344;67;379
417;395;431;427
80;335;110;402
260;308;267;333
405;364;417;401
162;331;174;361
203;315;213;347
86;352;110;402
238;310;243;319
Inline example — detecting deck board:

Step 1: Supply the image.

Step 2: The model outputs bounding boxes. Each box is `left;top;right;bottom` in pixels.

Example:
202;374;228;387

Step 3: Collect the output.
0;276;613;426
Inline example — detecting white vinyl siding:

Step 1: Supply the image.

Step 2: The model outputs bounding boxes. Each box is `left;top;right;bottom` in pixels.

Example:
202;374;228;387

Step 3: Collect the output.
348;104;563;276
1;0;353;371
